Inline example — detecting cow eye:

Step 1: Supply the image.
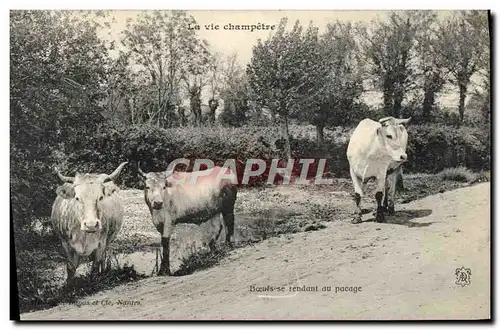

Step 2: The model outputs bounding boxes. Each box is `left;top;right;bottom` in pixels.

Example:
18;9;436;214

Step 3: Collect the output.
99;195;104;201
75;197;80;202
386;134;393;139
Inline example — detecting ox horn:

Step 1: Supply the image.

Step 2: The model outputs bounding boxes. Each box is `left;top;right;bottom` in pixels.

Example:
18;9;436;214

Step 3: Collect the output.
106;161;129;182
395;117;411;125
55;167;74;183
137;161;147;178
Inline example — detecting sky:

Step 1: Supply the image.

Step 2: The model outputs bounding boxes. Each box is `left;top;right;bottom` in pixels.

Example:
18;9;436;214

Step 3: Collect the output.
99;10;457;66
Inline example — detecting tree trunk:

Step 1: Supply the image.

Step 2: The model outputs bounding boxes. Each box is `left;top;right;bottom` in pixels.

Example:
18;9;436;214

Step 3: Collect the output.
393;88;403;118
383;79;394;116
458;82;467;124
316;124;324;146
208;98;219;124
383;90;393;116
422;89;435;120
283;116;292;160
190;98;202;126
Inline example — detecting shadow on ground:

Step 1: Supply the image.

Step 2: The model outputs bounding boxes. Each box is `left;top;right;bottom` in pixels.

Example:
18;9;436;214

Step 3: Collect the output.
363;209;434;228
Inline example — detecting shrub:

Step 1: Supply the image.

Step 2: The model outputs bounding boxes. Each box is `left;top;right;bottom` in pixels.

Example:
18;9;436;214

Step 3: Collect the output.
438;166;477;183
405;124;490;173
60;122;490;189
17;248;146;314
473;171;491;183
173;246;231;276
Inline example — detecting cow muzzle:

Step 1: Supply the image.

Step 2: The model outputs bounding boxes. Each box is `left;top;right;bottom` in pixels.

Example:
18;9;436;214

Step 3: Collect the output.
152;200;164;210
82;220;101;233
392;152;408;163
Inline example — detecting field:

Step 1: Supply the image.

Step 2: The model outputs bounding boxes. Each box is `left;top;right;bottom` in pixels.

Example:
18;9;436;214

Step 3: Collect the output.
16;169;489;314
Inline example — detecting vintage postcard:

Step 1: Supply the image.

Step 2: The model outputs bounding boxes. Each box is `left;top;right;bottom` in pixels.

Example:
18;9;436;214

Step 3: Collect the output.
10;9;491;321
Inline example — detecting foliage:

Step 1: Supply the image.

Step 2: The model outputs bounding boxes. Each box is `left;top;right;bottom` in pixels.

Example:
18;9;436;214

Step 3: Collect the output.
17;247;146;314
405;124;490;173
219;54;251;126
173;246;231;276
120;10;210;127
295;21;365;144
435;11;489;123
58;123;491;191
438;166;477;183
247;18;326;158
360;11;436;117
10;10;112;232
414;12;446;119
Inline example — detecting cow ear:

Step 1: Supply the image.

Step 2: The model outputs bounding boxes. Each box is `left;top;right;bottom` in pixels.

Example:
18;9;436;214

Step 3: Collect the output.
379;116;395;126
56;183;75;199
103;182;119;197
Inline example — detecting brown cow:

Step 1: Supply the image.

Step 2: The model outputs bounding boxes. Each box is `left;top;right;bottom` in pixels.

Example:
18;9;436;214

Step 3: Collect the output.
138;162;237;276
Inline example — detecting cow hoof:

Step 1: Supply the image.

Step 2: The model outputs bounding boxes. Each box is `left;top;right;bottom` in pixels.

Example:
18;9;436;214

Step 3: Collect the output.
158;267;171;276
375;213;385;223
351;216;362;224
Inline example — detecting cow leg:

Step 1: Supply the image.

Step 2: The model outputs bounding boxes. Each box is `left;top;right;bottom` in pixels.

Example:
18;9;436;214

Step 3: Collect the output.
90;242;106;279
383;184;389;212
375;174;387;223
158;237;171;276
384;168;399;215
210;216;225;251
222;213;235;247
158;221;173;276
350;168;363;224
396;167;405;192
62;241;80;287
221;186;237;246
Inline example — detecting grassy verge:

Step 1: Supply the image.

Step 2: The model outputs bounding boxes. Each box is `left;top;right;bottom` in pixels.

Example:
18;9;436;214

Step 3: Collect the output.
17;250;146;314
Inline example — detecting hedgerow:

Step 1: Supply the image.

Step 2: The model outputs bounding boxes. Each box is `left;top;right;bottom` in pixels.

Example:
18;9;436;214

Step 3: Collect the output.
58;123;490;188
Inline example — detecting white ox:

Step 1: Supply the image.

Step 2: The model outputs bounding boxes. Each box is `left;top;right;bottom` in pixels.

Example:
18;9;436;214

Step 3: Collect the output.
138;163;238;276
346;116;411;224
51;162;128;284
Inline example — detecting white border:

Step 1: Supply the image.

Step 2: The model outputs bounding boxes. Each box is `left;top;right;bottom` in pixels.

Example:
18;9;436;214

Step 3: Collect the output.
1;0;497;328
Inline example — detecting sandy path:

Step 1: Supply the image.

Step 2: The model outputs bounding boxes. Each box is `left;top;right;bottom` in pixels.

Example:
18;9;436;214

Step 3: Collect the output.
21;183;490;320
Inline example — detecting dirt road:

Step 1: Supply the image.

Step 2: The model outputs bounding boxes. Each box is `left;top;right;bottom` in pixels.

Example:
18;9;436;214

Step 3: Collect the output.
21;183;490;320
